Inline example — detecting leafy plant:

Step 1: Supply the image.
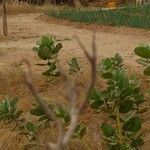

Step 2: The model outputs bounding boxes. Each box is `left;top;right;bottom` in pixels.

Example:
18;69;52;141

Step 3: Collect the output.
20;121;39;140
0;98;23;122
30;103;86;139
89;54;144;150
30;103;70;126
33;35;63;76
68;57;81;74
134;45;150;76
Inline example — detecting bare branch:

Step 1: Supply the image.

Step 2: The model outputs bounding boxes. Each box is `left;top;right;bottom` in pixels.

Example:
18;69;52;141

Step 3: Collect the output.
74;33;97;112
23;60;64;149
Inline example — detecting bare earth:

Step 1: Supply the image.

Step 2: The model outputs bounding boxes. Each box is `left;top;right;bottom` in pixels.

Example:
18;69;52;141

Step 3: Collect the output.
0;13;150;150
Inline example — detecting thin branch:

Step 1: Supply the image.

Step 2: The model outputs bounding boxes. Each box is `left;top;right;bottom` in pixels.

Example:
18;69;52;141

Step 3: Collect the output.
23;60;64;149
74;33;97;112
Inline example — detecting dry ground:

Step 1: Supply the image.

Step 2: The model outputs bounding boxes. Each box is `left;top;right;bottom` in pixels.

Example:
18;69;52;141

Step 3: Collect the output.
0;13;150;150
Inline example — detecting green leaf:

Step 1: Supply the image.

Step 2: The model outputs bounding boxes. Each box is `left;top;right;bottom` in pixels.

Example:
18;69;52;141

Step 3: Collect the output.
41;36;55;47
54;43;62;53
144;66;150;76
69;57;80;73
119;87;132;100
134;46;150;59
119;100;134;113
122;116;142;132
25;122;37;133
114;53;123;65
102;58;113;70
102;72;113;79
0;100;9;113
136;58;150;66
53;105;67;118
130;138;144;148
101;123;114;137
114;69;129;89
30;105;45;116
38;45;52;60
89;89;103;109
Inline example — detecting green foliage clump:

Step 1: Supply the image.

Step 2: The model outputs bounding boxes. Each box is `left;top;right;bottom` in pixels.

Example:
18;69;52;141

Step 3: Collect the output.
68;57;81;74
30;103;86;139
0;98;23;122
134;45;150;76
89;54;144;150
48;4;150;29
33;35;63;76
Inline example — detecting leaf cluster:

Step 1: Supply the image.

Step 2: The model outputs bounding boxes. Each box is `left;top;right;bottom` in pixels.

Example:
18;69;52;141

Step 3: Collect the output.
89;54;144;150
33;35;63;77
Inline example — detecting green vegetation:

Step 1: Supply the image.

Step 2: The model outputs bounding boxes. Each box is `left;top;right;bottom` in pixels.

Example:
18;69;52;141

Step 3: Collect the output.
33;35;63;76
68;57;81;74
48;4;150;29
0;97;86;146
89;54;144;150
134;45;150;76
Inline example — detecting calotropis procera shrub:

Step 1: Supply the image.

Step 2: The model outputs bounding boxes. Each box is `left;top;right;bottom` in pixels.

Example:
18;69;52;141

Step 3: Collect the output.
89;54;144;150
33;35;63;76
134;45;150;76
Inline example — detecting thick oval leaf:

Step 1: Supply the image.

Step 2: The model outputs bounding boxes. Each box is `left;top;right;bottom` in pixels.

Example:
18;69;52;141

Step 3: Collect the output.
122;116;142;132
101;123;114;137
119;100;134;113
144;66;150;76
89;89;103;109
115;53;123;65
134;46;150;59
89;100;104;109
38;45;52;60
30;109;45;116
53;43;63;54
136;58;150;66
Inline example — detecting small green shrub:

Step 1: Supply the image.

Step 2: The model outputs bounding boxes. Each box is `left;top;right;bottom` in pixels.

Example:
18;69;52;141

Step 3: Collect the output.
134;45;150;76
89;54;144;150
0;98;23;122
19;121;39;140
68;57;81;74
33;35;63;76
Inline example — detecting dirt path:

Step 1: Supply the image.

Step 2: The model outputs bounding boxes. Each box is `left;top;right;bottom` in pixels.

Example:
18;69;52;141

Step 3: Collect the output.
0;13;150;150
0;13;150;56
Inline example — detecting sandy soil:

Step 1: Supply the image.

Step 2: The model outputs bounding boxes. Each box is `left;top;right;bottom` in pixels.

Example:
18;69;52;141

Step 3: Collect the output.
0;13;150;150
